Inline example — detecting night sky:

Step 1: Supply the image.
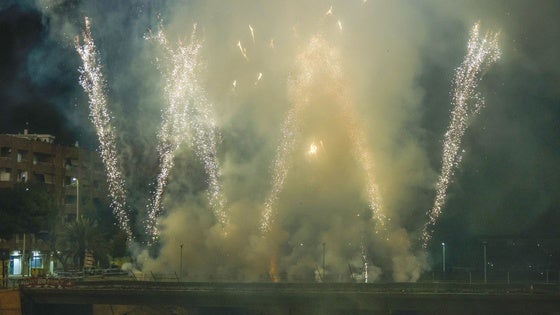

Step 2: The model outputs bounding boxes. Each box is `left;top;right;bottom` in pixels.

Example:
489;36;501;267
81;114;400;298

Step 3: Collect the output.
1;0;559;279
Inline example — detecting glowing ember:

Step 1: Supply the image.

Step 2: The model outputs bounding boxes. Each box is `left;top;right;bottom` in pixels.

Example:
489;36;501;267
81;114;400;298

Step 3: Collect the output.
269;255;279;283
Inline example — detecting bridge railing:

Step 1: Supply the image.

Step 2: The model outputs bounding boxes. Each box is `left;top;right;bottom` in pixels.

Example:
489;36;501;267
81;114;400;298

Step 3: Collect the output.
18;277;78;288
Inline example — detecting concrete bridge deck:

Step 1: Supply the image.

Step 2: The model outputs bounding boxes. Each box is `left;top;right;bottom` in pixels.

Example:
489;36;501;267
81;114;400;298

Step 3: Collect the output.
19;280;560;315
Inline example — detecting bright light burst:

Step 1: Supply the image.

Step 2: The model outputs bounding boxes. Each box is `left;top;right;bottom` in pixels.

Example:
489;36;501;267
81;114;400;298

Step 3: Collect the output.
145;23;228;242
307;142;319;157
422;22;500;247
260;36;384;234
75;17;133;240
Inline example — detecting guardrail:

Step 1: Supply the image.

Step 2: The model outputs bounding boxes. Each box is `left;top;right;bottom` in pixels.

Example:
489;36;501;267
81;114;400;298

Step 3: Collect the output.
18;277;77;288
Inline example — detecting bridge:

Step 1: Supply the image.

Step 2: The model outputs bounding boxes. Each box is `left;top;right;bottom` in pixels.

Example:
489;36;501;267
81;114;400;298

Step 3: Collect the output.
18;280;560;315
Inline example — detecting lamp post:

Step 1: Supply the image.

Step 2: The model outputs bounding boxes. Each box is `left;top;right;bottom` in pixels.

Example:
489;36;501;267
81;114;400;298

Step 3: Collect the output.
483;241;487;284
442;242;446;278
179;244;183;280
72;177;79;221
442;242;446;272
322;242;326;281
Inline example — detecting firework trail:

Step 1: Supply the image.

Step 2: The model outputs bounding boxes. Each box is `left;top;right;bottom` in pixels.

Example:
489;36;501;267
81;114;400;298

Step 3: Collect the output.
145;24;227;242
361;240;369;283
340;99;385;231
422;22;500;247
254;72;263;85
249;24;255;43
260;104;301;233
260;36;333;233
260;36;384;233
237;40;249;61
75;17;133;240
189;95;228;231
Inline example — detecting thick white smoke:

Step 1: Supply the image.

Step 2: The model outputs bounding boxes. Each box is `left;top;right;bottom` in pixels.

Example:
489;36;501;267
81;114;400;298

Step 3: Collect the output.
135;0;434;282
37;0;517;281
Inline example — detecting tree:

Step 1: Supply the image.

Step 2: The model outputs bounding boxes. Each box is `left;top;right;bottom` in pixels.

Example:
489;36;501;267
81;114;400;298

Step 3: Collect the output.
82;196;129;259
56;216;108;270
0;183;57;239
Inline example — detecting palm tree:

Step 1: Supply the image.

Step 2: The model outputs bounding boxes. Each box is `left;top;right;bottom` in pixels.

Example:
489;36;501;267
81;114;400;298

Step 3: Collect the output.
56;216;108;270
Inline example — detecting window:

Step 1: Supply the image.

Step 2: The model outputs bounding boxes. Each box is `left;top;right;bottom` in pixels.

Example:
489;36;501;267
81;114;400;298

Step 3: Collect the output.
30;251;43;269
64;158;79;169
9;251;22;275
17;150;28;162
17;170;28;182
0;146;11;157
44;173;54;184
33;173;45;183
33;153;52;165
65;194;77;205
0;168;11;181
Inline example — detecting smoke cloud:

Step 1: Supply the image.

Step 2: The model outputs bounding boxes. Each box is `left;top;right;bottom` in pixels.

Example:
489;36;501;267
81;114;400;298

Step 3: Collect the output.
20;0;560;281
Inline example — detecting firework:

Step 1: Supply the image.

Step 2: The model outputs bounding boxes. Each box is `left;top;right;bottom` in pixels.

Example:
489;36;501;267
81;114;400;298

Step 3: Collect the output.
260;103;302;233
145;23;228;242
340;100;385;230
421;22;500;247
75;17;133;240
361;241;369;283
260;36;384;233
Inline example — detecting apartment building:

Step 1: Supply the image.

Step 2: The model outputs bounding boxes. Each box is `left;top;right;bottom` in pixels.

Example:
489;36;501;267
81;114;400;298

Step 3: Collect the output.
0;130;108;277
0;130;107;221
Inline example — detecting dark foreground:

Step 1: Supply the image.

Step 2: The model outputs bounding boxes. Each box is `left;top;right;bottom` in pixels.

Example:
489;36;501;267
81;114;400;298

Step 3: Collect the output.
17;280;560;315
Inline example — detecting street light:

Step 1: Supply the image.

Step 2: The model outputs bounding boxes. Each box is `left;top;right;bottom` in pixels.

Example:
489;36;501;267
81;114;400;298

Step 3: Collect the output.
442;242;446;275
483;241;488;284
179;244;183;280
71;177;79;221
322;242;326;281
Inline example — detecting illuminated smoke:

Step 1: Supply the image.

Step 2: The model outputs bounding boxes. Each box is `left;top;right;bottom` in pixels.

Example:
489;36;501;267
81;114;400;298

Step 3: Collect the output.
422;22;500;247
75;17;133;240
145;23;228;242
260;35;384;234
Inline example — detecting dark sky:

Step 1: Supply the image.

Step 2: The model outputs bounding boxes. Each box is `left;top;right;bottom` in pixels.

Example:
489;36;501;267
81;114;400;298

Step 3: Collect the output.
1;0;559;278
0;2;77;144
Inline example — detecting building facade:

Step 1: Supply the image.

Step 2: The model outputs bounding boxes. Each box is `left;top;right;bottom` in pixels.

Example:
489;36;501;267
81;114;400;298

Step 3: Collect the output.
0;130;108;277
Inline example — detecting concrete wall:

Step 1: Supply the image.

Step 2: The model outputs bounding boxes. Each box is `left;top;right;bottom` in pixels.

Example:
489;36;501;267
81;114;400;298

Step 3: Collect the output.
0;289;21;315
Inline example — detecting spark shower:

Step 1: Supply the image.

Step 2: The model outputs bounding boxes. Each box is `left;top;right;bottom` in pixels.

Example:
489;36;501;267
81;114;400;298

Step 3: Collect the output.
75;3;500;282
